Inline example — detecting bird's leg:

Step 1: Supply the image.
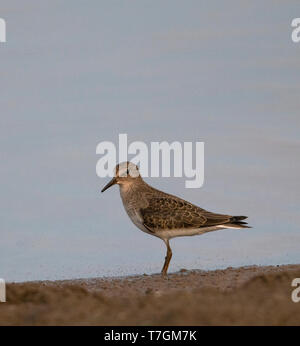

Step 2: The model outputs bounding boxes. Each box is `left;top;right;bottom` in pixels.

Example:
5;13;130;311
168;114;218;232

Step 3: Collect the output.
161;239;172;276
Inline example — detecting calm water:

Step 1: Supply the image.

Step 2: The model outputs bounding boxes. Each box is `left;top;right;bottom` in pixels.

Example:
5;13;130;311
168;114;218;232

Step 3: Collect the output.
1;1;300;282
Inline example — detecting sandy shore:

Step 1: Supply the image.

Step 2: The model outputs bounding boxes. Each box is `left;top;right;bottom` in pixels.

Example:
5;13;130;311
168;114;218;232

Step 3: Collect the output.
1;264;300;325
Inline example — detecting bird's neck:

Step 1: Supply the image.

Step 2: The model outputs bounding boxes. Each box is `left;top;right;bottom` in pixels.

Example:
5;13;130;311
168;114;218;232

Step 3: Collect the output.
119;178;149;197
119;181;135;194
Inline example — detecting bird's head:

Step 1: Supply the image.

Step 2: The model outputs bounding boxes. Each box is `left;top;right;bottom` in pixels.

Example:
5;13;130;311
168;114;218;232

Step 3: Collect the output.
101;161;141;193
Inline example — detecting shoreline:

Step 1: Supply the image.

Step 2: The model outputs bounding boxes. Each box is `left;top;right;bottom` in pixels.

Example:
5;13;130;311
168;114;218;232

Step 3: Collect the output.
9;263;299;285
1;264;300;325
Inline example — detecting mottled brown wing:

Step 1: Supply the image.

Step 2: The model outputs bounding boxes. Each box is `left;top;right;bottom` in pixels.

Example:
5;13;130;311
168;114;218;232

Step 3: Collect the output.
140;197;232;231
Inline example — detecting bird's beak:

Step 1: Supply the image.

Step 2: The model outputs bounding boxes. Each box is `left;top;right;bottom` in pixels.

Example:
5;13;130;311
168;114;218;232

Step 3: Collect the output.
101;177;117;193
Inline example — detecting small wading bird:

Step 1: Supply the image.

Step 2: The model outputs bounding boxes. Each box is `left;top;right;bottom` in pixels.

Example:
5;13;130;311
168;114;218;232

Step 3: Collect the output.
101;162;250;276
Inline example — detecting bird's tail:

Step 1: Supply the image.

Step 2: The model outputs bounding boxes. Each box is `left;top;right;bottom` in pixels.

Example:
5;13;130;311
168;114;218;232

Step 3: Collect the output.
225;215;251;229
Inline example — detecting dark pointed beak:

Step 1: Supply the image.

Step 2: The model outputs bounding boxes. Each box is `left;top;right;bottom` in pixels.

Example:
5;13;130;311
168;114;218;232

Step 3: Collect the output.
101;177;117;193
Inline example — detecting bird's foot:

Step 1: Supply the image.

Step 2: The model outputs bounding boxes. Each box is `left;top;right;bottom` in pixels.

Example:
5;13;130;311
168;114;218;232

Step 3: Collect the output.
161;271;169;280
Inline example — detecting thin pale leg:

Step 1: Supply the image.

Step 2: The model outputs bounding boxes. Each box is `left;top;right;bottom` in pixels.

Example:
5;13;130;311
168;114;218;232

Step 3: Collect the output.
161;239;172;276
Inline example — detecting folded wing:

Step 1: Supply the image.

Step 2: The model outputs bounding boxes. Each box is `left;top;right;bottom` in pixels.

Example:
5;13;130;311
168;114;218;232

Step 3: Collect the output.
140;197;247;231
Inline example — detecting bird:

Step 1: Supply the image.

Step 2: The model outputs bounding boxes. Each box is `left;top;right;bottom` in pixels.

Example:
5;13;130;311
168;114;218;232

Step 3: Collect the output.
101;161;250;276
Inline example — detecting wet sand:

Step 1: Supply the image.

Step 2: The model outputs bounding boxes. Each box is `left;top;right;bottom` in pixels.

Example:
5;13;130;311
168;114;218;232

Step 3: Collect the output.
1;264;300;325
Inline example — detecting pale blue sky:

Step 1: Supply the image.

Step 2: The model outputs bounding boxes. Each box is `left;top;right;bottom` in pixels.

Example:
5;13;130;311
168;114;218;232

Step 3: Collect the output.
1;1;300;281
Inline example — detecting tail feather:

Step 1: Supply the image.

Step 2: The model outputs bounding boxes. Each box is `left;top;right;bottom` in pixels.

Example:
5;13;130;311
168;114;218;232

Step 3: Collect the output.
227;215;251;228
224;223;251;229
231;215;248;222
